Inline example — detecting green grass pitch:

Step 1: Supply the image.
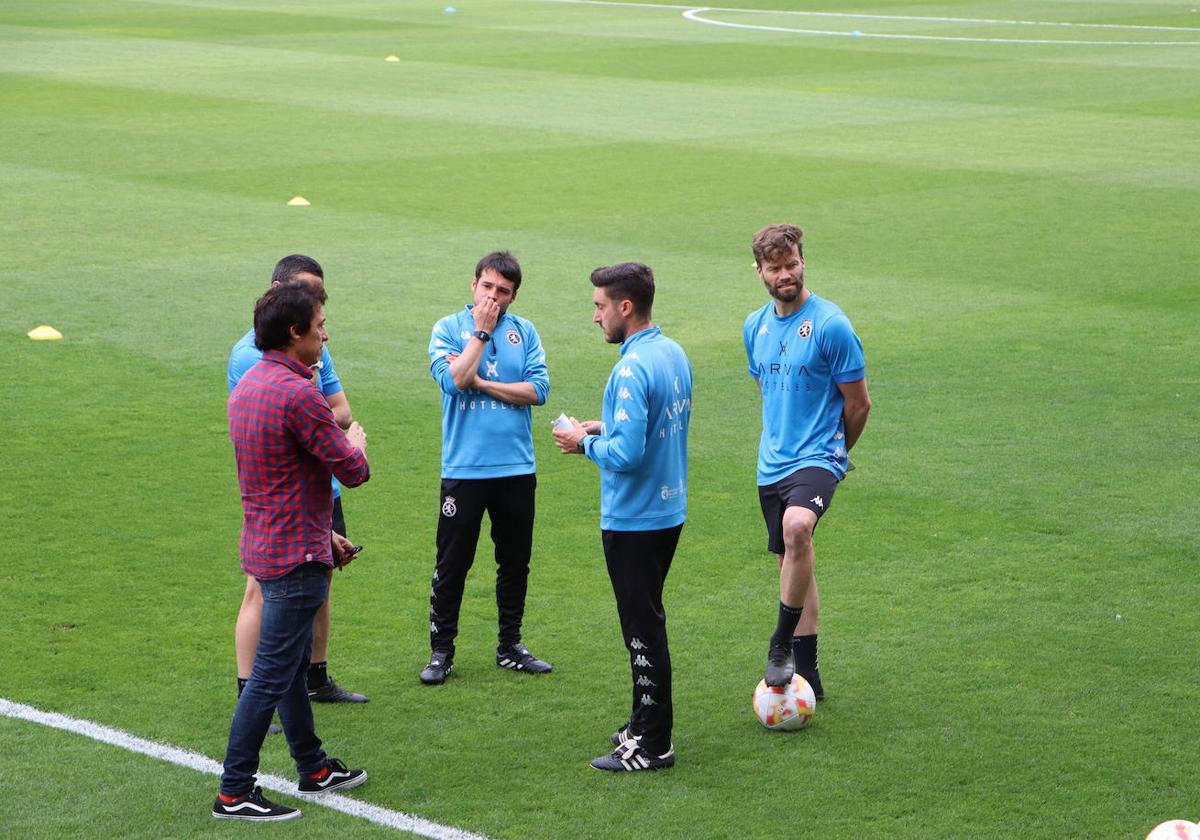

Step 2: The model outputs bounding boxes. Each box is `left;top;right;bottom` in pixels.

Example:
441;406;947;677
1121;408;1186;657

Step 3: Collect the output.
2;0;1198;837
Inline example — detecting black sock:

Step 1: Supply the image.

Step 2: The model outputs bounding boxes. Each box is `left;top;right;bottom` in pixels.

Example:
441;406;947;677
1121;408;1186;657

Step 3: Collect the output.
793;634;819;673
307;661;328;688
237;677;248;698
771;602;804;648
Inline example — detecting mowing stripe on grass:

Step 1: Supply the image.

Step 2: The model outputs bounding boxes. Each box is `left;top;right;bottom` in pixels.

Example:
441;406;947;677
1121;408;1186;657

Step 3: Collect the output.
0;698;493;840
543;0;1200;45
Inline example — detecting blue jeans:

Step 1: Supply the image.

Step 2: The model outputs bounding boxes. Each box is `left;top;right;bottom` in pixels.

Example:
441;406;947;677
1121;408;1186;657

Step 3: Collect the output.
220;562;330;796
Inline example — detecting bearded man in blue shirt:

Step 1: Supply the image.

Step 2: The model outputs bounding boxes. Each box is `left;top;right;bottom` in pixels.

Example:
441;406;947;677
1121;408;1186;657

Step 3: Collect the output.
422;251;552;685
744;224;872;699
554;262;692;772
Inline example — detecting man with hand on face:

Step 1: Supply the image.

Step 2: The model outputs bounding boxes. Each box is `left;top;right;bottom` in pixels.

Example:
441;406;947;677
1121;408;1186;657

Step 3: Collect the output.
214;281;370;822
744;224;871;699
422;251;552;685
553;262;692;772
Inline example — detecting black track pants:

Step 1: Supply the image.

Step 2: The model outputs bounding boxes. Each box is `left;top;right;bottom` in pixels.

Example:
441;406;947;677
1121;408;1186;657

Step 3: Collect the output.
429;474;536;653
602;523;683;756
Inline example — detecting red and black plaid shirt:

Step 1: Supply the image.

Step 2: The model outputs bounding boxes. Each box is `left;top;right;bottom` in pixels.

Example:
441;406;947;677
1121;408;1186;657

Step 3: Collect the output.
229;350;370;580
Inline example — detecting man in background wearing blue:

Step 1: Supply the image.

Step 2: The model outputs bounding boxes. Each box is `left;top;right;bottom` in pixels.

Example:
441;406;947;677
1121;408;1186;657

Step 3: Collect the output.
422;251;552;685
228;254;368;707
553;262;692;772
744;224;871;698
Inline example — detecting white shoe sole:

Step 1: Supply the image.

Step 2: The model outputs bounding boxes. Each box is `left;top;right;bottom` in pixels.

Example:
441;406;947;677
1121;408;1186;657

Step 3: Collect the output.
212;808;302;821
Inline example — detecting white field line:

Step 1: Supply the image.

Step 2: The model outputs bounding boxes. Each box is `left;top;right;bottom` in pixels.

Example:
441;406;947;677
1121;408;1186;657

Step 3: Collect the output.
541;0;1200;45
0;698;494;840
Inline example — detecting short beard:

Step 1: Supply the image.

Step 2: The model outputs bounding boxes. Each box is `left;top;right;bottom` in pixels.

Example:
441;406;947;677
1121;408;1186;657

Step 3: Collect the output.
606;325;626;344
768;276;803;303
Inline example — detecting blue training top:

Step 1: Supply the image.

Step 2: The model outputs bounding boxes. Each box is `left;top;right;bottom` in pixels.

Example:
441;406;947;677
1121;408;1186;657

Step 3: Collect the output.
228;328;346;498
743;293;866;485
429;306;550;479
582;326;692;532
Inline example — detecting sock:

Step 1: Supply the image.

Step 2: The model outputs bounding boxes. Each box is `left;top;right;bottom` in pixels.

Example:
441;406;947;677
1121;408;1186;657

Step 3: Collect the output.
770;602;804;648
792;634;819;673
237;677;248;698
307;661;328;689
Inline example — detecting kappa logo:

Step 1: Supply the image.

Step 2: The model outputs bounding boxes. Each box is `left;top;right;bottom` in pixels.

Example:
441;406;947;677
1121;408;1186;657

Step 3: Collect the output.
834;431;845;441
430;620;439;634
633;654;653;668
485;360;499;378
615;408;629;423
640;693;657;707
758;324;769;336
459;330;472;341
629;638;647;650
798;319;813;339
810;495;824;510
506;329;521;345
618;387;632;400
626;352;640;361
635;675;657;687
442;496;457;517
618;366;634;378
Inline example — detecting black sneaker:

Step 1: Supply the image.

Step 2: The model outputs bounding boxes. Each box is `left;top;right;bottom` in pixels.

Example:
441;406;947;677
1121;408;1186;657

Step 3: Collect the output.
212;786;301;821
419;651;453;685
297;758;368;795
764;639;795;687
308;678;369;703
798;668;825;701
496;642;552;674
610;723;638;747
591;740;675;772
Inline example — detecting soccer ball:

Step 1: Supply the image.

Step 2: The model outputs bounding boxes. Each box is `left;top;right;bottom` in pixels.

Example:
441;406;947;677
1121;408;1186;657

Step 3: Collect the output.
1145;820;1199;840
753;674;816;731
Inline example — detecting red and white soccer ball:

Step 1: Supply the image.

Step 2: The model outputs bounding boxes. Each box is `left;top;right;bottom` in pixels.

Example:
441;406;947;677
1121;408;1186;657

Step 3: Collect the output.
1145;820;1199;840
753;674;816;731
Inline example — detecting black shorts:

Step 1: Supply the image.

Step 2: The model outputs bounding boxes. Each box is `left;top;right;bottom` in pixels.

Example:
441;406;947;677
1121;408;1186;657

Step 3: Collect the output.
758;467;839;555
332;496;347;540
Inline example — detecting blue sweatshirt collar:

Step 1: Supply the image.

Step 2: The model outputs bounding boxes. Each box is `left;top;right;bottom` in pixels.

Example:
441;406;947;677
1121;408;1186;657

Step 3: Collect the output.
620;325;661;356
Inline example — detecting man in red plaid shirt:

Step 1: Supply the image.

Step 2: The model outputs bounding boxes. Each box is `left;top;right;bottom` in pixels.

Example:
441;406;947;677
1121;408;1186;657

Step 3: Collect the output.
213;282;371;822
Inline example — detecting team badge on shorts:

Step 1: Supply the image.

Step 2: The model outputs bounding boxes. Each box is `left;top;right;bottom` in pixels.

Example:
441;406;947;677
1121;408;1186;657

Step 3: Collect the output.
798;320;813;339
442;496;457;517
506;329;521;345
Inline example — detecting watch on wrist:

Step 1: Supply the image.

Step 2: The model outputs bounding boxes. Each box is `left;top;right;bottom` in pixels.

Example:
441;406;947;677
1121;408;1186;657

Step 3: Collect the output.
472;329;490;342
